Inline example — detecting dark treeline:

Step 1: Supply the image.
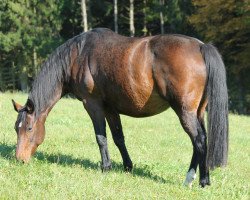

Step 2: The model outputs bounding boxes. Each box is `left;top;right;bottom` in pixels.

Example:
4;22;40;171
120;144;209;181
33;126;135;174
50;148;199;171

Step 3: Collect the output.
0;0;249;114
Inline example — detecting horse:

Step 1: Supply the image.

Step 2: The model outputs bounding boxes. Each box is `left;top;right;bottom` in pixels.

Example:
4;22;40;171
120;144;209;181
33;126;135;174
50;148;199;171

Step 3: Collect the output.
12;28;228;188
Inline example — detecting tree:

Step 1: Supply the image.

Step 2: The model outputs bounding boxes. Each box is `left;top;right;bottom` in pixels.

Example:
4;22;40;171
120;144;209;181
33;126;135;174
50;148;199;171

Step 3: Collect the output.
189;0;250;114
60;0;82;40
114;0;118;33
142;0;148;35
129;0;135;36
0;1;23;90
159;0;165;34
0;0;63;91
81;0;88;32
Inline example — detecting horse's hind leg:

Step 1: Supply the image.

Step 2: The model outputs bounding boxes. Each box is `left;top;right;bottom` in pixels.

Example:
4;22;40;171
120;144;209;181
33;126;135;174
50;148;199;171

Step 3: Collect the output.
184;143;198;187
83;98;112;171
197;104;210;186
105;111;133;171
177;110;210;187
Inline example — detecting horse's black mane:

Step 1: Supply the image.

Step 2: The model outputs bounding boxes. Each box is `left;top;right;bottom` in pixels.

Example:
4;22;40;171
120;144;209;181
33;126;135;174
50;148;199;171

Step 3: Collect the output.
28;32;88;117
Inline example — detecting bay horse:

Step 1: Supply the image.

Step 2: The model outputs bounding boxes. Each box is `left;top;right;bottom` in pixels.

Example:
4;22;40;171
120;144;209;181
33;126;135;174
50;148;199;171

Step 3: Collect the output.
12;28;228;187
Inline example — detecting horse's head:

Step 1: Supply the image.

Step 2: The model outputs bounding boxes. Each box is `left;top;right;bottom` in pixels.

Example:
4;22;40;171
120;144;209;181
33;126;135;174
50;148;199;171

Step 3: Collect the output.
12;99;45;163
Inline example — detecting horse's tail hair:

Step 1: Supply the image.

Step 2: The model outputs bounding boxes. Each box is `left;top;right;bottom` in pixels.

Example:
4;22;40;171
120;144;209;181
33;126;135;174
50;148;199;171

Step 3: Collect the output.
200;43;229;170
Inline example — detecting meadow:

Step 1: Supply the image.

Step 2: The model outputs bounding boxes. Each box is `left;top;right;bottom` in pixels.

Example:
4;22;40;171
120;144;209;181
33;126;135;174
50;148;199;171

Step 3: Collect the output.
0;92;249;199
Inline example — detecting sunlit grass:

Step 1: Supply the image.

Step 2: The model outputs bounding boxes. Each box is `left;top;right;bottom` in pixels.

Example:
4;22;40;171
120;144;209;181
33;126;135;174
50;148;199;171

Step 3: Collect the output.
0;92;249;199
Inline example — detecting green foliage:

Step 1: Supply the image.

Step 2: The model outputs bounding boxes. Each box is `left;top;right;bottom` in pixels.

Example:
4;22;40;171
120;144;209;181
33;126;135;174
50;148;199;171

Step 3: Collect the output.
189;0;250;113
0;93;250;199
59;0;82;39
0;0;249;113
0;1;22;52
0;0;63;90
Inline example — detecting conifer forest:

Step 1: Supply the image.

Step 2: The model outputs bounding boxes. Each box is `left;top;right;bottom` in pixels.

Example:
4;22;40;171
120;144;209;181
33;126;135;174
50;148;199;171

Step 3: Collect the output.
0;0;249;114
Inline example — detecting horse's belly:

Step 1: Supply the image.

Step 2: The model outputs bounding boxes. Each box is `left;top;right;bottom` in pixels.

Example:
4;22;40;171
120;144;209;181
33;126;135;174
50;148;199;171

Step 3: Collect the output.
115;90;170;117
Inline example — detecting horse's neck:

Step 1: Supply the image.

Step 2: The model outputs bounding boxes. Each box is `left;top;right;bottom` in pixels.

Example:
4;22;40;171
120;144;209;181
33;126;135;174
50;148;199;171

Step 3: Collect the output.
44;89;62;114
29;83;63;120
38;92;62;124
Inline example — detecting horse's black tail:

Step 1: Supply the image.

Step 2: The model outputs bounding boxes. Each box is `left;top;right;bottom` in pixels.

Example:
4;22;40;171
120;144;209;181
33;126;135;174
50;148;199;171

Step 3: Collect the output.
200;43;229;170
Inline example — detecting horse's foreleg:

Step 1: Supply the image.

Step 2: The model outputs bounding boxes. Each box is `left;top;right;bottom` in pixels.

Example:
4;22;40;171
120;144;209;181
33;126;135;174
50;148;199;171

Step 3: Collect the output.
178;111;210;187
83;98;112;171
105;111;133;171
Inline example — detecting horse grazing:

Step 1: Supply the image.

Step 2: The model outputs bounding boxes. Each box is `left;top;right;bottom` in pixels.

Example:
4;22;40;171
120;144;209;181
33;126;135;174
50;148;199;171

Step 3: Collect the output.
12;28;228;187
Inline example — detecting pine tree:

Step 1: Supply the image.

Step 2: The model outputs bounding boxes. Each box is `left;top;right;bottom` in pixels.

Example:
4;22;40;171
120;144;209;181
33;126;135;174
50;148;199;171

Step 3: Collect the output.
189;0;250;113
0;0;63;90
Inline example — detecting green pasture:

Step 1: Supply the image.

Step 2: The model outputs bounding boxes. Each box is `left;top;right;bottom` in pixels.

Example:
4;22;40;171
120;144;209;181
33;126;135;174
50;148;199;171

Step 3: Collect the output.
0;93;249;199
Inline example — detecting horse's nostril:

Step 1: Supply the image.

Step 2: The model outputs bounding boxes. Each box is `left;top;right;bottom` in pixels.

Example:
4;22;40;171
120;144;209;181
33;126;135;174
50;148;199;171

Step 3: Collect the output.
16;156;29;164
17;159;25;164
16;155;24;163
16;152;30;163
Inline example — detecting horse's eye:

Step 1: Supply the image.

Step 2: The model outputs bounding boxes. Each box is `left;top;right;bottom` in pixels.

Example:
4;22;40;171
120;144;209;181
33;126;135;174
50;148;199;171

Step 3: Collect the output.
26;125;32;132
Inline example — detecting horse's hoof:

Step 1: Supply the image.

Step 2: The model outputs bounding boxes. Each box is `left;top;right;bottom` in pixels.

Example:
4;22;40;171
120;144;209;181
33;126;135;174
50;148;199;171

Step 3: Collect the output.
124;161;133;172
184;168;196;188
124;165;133;172
199;178;210;188
102;164;112;172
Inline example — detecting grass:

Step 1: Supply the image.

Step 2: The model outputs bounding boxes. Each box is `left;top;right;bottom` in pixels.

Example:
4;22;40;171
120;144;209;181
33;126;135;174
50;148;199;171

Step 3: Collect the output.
0;92;249;199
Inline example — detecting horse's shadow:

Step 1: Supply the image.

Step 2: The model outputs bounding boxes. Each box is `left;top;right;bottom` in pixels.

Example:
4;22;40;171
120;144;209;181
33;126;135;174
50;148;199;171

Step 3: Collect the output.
0;143;172;184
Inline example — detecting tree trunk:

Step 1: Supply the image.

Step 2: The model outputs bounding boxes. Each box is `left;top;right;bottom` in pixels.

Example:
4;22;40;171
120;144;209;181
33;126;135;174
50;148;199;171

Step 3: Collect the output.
33;47;38;75
11;61;15;90
236;72;245;114
130;0;135;37
81;0;88;32
32;6;38;76
143;0;148;36
114;0;118;33
159;0;165;34
87;0;92;30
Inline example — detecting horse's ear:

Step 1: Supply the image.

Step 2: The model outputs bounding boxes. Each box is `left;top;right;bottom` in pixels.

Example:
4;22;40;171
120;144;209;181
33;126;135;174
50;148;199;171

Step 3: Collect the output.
26;99;35;114
12;99;23;112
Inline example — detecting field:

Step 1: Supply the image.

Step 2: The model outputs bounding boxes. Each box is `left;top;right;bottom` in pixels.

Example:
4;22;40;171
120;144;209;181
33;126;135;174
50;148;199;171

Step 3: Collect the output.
0;92;249;199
